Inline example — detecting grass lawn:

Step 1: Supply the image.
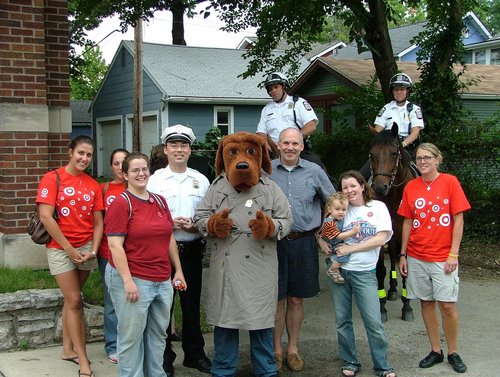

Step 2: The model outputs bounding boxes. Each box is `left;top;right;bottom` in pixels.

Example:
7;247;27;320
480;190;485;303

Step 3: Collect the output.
0;267;212;335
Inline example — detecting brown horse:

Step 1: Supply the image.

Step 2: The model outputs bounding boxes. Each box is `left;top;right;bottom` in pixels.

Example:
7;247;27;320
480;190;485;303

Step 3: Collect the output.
369;123;417;322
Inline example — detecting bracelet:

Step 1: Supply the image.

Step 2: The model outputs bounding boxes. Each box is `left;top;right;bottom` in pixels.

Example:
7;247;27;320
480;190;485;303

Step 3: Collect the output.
398;253;407;258
91;251;97;258
448;253;459;258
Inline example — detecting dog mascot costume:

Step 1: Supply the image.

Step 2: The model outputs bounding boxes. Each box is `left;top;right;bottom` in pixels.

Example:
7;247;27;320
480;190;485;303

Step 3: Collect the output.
194;132;292;377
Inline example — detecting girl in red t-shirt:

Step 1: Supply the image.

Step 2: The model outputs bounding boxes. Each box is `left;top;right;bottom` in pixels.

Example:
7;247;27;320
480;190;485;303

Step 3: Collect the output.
98;148;129;364
105;152;186;377
36;135;104;377
398;143;470;374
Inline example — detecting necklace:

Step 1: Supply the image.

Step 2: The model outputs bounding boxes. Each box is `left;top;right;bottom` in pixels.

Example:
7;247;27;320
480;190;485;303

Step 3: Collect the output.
422;173;439;191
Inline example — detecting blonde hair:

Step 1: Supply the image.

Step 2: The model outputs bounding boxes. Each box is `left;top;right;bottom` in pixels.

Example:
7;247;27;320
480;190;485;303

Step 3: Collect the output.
416;143;443;166
324;192;349;217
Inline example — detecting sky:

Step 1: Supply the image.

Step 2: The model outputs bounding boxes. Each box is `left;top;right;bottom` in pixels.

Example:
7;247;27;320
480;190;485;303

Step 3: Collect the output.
84;5;256;63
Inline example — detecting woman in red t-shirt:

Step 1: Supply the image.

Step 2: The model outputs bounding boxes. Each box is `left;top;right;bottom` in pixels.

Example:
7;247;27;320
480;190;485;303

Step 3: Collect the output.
98;148;129;364
398;143;470;374
105;152;186;377
37;135;104;377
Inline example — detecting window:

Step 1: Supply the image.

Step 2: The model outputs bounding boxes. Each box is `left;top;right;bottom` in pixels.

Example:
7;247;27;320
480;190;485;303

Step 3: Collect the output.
491;49;500;65
474;50;486;64
214;107;234;135
464;51;473;64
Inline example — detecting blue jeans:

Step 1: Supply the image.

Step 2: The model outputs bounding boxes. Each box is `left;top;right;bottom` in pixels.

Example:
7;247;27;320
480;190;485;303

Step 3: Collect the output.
211;326;277;377
328;269;393;375
106;265;173;377
98;256;118;355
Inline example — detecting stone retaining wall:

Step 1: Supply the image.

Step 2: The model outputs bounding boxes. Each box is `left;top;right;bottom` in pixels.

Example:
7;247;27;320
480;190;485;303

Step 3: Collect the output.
0;289;103;351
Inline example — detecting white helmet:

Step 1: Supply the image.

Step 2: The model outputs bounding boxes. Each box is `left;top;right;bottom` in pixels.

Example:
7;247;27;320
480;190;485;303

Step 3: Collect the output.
389;73;413;89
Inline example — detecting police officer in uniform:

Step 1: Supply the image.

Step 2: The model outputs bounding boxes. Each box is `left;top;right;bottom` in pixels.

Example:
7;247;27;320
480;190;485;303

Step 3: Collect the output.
257;72;318;159
147;125;211;376
361;73;424;180
374;73;424;154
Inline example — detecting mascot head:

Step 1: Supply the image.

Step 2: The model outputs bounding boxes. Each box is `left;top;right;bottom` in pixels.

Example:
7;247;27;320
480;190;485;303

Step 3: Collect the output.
215;132;272;192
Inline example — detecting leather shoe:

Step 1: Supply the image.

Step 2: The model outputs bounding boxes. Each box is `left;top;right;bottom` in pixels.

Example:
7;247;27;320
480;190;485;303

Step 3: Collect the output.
183;356;211;374
419;350;444;368
448;353;467;373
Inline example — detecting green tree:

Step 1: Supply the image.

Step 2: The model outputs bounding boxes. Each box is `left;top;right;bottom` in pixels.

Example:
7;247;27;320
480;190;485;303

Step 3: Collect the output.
208;0;400;101
70;46;108;100
411;0;475;137
473;0;500;34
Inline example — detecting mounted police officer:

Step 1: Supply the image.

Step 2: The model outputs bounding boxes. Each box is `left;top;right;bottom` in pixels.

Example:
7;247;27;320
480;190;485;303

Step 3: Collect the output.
374;73;424;156
361;73;424;180
257;72;318;159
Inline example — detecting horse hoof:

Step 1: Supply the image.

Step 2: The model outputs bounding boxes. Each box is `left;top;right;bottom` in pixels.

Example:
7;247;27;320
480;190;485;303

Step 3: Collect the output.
381;311;388;323
402;310;414;322
387;290;398;301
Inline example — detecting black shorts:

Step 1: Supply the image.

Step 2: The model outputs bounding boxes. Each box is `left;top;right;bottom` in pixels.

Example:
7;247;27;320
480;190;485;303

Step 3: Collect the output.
277;234;319;300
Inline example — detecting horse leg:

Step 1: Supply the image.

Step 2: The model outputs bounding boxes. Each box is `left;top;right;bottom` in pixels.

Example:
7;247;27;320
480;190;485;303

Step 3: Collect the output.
387;242;398;301
401;276;414;322
376;251;388;323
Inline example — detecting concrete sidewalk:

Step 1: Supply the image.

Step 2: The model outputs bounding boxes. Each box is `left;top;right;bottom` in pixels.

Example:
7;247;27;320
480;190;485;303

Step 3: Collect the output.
1;265;499;377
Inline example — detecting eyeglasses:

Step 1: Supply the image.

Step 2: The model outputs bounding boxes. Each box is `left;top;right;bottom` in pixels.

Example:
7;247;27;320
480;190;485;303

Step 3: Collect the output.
128;167;149;174
167;143;190;150
416;156;435;162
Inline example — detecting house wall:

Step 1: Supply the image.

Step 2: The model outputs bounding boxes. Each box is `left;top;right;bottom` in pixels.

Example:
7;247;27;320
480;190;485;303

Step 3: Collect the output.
0;0;71;268
464;20;487;45
462;99;499;121
168;103;262;140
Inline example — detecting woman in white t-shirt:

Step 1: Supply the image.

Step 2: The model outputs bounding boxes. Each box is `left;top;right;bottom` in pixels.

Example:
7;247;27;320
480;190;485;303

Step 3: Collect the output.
320;170;396;377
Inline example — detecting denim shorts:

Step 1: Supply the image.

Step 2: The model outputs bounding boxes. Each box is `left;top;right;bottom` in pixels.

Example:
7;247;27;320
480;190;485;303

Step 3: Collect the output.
277;234;319;300
47;241;98;275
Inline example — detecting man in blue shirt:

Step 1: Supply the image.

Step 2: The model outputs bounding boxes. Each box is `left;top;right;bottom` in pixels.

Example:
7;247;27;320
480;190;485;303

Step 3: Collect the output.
270;127;335;372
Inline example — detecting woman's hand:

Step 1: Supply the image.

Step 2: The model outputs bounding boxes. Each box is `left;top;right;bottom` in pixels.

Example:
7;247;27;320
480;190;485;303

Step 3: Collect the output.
67;247;84;264
335;243;352;257
444;255;459;274
317;237;332;255
124;279;139;302
399;256;408;277
80;250;97;264
172;270;187;291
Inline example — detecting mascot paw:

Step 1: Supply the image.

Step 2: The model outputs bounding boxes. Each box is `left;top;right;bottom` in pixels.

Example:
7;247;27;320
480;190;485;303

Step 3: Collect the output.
207;208;234;238
248;210;275;240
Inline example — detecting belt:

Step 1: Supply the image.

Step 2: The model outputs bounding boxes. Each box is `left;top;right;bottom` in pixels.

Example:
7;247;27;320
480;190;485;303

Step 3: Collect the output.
285;229;318;241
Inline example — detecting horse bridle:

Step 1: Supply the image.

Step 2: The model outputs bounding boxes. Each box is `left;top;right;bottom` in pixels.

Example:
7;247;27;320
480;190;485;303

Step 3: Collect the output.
369;140;406;189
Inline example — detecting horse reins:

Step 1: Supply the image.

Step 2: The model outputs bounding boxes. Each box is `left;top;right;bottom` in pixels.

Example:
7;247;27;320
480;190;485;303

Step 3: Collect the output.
369;141;408;189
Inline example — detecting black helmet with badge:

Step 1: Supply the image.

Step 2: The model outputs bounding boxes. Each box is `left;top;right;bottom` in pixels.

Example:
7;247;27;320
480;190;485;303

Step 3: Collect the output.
264;72;289;92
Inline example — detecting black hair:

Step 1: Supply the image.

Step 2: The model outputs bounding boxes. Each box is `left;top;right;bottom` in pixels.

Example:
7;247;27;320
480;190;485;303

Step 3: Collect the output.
109;148;130;166
69;135;93;151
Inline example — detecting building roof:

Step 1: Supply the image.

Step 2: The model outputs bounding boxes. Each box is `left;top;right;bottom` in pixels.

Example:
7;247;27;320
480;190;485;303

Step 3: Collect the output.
293;57;500;97
70;100;92;125
334;22;427;60
121;41;272;101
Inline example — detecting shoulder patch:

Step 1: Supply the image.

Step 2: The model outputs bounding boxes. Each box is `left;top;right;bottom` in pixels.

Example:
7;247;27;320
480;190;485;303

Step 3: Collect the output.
377;107;386;117
415;108;423;119
303;101;312;111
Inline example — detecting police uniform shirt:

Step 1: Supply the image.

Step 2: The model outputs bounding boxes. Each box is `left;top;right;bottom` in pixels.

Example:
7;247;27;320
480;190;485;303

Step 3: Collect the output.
147;166;210;242
257;94;318;143
374;100;424;137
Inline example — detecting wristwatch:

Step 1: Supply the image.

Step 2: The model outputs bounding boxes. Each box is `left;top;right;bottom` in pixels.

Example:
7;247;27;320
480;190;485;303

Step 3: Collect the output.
397;253;407;258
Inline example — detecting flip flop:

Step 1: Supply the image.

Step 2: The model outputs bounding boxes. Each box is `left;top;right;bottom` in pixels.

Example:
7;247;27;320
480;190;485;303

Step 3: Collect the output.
62;356;79;365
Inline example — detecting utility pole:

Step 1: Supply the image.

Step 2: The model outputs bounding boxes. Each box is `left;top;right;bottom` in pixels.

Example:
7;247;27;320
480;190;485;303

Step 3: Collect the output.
133;18;143;152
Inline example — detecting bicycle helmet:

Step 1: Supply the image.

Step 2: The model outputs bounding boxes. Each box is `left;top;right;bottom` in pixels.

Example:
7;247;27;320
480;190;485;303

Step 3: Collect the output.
389;73;413;89
264;72;289;91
